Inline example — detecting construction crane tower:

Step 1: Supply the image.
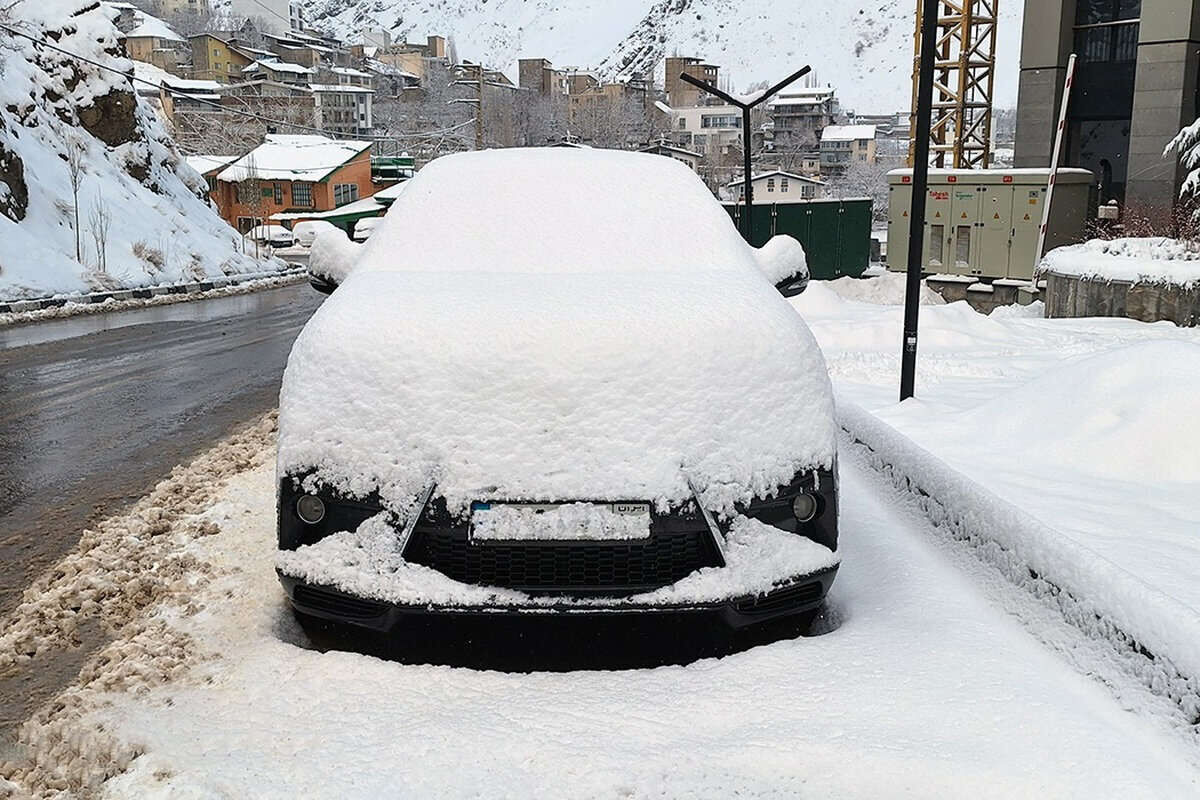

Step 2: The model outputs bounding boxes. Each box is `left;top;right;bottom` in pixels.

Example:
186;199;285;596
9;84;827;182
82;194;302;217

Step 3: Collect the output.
908;0;999;169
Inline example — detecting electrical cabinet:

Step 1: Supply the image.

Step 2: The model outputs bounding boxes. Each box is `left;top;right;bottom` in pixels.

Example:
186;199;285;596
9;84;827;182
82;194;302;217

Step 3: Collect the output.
886;169;1093;281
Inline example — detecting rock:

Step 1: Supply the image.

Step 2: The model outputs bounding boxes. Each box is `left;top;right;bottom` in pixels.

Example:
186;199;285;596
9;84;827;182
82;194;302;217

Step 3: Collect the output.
77;89;139;147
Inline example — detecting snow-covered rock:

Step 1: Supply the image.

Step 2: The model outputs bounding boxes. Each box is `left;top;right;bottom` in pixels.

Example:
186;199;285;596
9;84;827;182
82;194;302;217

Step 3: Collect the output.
0;1;265;300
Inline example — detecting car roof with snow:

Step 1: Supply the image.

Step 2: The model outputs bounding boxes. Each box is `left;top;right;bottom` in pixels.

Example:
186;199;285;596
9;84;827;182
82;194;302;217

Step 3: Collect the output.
356;148;760;277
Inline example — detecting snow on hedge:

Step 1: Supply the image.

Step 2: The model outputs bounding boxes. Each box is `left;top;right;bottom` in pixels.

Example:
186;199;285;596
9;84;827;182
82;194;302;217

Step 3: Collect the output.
279;150;837;519
0;1;264;300
1041;237;1200;287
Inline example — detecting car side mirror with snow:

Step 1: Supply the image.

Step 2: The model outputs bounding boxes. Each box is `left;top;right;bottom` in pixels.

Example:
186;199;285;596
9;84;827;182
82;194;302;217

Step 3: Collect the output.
307;229;362;295
309;275;338;295
754;235;809;297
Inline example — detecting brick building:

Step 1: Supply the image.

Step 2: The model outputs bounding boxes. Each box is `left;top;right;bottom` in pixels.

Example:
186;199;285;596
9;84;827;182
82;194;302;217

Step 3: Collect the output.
211;135;372;233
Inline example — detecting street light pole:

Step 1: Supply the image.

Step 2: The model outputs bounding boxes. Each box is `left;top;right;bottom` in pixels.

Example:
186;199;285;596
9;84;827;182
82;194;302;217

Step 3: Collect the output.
900;0;940;402
680;66;811;244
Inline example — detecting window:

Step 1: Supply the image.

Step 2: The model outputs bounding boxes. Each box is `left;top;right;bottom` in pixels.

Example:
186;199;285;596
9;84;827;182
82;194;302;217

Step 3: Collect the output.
1074;0;1140;63
333;183;359;206
1075;0;1139;25
955;226;972;268
701;114;741;129
273;183;283;204
678;118;687;130
292;182;313;207
766;178;775;192
781;178;790;193
801;184;815;199
928;224;945;267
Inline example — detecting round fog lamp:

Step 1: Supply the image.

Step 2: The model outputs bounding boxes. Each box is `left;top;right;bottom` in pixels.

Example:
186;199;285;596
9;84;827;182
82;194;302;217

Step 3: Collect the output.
792;493;819;523
296;494;326;525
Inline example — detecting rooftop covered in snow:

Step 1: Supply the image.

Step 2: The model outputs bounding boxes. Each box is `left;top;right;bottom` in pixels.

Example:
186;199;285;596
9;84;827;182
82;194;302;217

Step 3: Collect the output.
217;135;371;183
820;124;877;142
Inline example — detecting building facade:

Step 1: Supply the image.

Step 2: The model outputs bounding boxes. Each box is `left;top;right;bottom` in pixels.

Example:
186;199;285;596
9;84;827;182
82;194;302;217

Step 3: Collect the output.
819;124;877;174
722;170;825;202
1014;0;1200;218
665;57;719;108
211;135;373;232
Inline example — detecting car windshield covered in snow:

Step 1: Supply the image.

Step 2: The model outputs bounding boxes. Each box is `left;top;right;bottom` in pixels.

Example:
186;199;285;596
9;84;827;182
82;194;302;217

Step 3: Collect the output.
276;148;839;628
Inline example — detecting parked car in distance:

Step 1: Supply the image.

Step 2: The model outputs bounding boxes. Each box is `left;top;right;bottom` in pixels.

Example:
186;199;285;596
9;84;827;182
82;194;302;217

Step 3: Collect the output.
246;224;294;247
293;220;341;248
276;148;837;651
352;217;383;242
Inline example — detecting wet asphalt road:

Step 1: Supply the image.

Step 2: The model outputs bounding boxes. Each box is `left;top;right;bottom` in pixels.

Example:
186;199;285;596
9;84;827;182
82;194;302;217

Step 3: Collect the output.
0;283;322;747
0;283;323;618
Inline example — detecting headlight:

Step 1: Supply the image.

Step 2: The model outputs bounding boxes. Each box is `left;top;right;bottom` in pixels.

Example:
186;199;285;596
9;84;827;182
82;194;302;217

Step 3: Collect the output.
792;493;819;523
296;494;326;525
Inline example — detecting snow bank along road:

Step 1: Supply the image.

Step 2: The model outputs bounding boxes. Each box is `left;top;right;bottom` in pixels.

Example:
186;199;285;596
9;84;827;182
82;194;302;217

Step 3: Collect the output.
0;282;323;751
2;420;1197;797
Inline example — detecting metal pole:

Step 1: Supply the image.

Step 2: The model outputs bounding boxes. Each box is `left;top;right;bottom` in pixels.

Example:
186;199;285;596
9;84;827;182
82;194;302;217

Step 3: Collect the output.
1035;53;1077;271
742;106;754;241
679;66;810;246
901;0;940;402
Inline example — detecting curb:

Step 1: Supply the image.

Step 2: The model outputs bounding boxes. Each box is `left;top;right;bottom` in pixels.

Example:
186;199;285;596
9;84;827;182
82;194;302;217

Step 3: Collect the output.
0;266;307;314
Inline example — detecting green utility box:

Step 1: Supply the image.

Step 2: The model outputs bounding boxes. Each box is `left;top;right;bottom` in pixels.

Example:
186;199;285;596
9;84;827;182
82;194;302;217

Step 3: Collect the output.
723;198;872;280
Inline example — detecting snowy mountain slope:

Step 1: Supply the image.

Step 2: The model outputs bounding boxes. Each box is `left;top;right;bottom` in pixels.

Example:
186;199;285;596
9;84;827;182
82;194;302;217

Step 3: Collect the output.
0;1;264;300
295;0;1024;110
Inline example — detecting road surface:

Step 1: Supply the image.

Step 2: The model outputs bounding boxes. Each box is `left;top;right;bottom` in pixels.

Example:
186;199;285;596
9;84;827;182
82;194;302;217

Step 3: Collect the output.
0;283;322;745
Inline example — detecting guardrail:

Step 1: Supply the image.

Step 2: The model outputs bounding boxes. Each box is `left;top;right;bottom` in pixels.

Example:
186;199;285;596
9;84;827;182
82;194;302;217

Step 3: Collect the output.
0;265;307;314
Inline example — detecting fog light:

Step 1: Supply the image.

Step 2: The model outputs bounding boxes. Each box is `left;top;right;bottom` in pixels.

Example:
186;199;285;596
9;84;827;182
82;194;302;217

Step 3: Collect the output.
792;493;819;523
296;494;326;524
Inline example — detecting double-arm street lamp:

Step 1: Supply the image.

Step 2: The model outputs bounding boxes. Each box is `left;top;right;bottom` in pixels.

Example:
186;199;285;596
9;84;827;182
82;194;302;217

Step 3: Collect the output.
679;66;811;242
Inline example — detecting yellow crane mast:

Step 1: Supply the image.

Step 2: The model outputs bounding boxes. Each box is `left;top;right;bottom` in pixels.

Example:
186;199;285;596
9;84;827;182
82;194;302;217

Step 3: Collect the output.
909;0;999;169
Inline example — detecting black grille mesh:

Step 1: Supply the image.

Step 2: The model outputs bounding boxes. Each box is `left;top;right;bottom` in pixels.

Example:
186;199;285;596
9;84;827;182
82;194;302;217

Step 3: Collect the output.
403;528;722;595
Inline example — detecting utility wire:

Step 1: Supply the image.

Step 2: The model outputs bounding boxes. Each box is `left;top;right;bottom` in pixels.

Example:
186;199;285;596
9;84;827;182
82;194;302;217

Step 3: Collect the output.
0;21;476;143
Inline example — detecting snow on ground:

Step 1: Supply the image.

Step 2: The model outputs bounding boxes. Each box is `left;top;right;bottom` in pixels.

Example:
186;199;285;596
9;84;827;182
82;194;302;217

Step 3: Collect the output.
0;2;268;301
792;278;1200;621
8;440;1195;797
1042;237;1200;286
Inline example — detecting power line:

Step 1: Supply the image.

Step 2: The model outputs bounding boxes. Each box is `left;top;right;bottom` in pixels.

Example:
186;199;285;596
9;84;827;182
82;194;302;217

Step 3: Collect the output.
0;21;476;143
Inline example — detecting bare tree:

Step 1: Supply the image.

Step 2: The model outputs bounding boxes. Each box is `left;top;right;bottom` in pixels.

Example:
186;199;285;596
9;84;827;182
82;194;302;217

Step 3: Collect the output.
237;153;265;259
65;137;85;262
89;189;112;274
825;159;892;223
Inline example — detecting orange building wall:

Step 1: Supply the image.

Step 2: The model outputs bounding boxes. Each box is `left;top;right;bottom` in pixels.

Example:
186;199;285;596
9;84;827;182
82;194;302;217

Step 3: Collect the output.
212;150;373;230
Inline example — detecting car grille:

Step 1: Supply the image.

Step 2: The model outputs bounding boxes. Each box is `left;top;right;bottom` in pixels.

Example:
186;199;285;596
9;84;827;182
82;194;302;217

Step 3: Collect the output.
734;581;824;616
403;527;723;596
293;584;388;620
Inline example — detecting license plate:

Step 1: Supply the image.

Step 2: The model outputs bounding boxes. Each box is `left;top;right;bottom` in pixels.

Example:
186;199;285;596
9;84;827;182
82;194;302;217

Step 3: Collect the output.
470;502;652;542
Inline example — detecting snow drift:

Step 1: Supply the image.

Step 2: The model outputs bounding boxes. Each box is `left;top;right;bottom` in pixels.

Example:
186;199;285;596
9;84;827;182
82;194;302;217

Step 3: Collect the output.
0;1;264;300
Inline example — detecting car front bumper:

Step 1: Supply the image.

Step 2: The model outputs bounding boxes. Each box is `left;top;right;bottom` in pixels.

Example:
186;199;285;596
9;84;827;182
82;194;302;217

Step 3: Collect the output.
279;564;838;634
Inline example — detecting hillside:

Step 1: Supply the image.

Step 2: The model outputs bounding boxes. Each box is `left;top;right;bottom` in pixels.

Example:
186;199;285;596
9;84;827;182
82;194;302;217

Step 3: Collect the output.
294;0;1024;110
0;1;266;300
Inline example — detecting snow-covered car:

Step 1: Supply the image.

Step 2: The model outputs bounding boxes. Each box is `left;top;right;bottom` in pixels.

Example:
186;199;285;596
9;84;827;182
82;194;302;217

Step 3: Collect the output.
246;224;294;247
352;216;382;242
291;220;341;248
275;148;838;642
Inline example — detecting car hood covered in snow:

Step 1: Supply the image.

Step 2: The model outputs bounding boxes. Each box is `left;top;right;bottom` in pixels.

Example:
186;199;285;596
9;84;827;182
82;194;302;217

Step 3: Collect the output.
278;269;836;518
